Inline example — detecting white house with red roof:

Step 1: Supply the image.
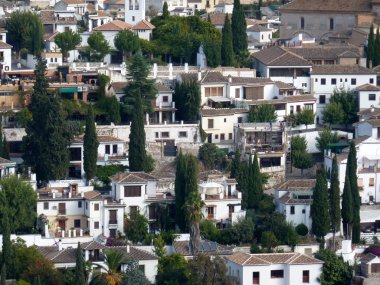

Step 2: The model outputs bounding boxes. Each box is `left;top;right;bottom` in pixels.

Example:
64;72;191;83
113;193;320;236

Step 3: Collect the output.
132;19;155;41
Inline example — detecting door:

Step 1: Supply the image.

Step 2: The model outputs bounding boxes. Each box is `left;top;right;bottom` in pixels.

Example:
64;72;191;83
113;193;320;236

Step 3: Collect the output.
207;134;212;143
109;229;116;238
58;203;66;215
253;272;260;285
109;210;117;224
58;219;66;231
207;207;214;219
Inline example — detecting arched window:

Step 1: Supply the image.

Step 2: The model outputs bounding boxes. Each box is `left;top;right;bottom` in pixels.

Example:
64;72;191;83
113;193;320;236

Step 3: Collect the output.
300;17;305;29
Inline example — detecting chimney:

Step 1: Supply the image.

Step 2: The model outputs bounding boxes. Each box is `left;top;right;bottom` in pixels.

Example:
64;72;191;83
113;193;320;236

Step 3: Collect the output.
371;105;375;113
58;239;63;251
197;71;202;81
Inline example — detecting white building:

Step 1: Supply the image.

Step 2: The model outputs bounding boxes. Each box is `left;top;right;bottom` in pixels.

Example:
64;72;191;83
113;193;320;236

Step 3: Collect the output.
275;179;316;231
199;173;245;227
125;0;145;24
0;157;16;178
92;20;133;49
225;252;323;285
355;84;380;111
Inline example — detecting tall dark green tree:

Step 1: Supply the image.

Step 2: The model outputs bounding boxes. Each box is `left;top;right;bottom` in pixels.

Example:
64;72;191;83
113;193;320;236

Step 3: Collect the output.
114;29;140;61
330;157;341;249
174;78;201;121
230;148;242;179
311;170;330;241
341;175;353;240
221;14;235;66
162;1;169;19
74;243;86;285
83;105;98;181
23;57;72;182
346;141;360;243
231;0;248;56
1;211;11;280
375;28;380;67
174;151;187;231
247;154;263;209
368;25;375;67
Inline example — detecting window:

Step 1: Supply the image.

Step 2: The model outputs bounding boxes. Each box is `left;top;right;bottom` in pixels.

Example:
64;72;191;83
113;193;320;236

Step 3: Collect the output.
345;78;347;82
74;219;81;228
224;118;227;123
139;265;145;273
50;58;53;63
331;78;337;85
370;177;375;186
253;272;260;284
208;119;214;128
112;144;117;154
161;132;169;138
78;201;82;208
370;78;374;84
304;104;313;111
124;186;141;197
205;87;223;97
132;16;135;21
290;206;295;215
238;117;243;123
86;202;88;209
94;203;99;211
321;78;326;85
105;145;110;154
329;18;334;30
155;132;159;138
271;270;284;278
221;134;225;140
300;17;305;29
369;94;376;101
235;88;240;98
302;83;307;88
215;134;219;139
55;58;57;62
179;131;187;138
94;221;99;229
229;133;233;140
296;105;301;113
303;270;310;283
162;96;168;102
315;78;318;82
290;106;294;114
43;202;49;210
319;95;326;104
302;209;306;214
351;78;356;85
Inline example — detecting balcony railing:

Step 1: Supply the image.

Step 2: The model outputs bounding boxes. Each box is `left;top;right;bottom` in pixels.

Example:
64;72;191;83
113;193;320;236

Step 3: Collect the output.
207;214;214;220
58;209;66;215
109;220;118;225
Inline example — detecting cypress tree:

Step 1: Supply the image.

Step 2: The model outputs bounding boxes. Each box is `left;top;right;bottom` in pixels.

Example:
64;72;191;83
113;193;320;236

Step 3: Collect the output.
0;264;5;285
83;105;99;181
247;154;263;209
1;211;11;279
230;149;241;179
175;151;187;231
368;25;375;68
231;0;247;55
184;154;199;196
221;14;235;66
163;1;169;19
375;28;380;67
347;142;360;243
129;92;147;172
341;176;353;239
330;156;341;249
75;242;86;285
2;136;9;160
311;170;330;240
23;57;72;182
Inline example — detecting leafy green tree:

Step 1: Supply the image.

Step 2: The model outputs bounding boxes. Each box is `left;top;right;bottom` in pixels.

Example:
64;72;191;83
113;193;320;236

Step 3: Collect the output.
91;250;124;285
87;31;110;62
198;143;225;170
329;89;358;129
162;1;169;19
322;102;344;127
153;234;166;259
174;151;187;231
96;165;126;185
0;176;37;233
95;96;121;124
330;156;341;249
6;11;44;56
231;0;248;56
23;57;72;182
200;220;220;241
247;154;263;209
261;231;278;251
221;14;235;66
21;258;64;285
248;104;277;123
316;128;339;154
203;33;222;68
174;78;201;121
295;224;308;236
74;243;86;285
114;30;140;61
315;249;352;285
54;30;81;61
311;170;330;240
156;253;189;285
346;141;360;243
233;217;255;244
1;211;11;280
368;25;375;67
296;108;314;129
291;135;313;174
183;165;204;255
124;212;149;244
341;175;353;239
124;258;151;285
83;105;99;181
96;74;110;100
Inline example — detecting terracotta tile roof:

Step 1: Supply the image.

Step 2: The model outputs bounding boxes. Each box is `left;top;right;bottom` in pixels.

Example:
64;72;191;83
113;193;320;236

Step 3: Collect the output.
360;253;377;263
275;81;296;89
367;119;380;127
73;135;125;143
285;46;360;61
279;191;313;205
83;190;102;200
247;24;272;32
63;0;85;4
280;0;372;13
156;83;172;92
209;13;231;26
81;241;106;250
202;71;228;83
356;84;380;91
40;10;77;25
86;3;97;13
111;172;158;183
253;46;311;67
132;19;155;30
0;41;11;49
226;252;323;266
229;77;272;85
94;20;132;31
312;65;376;75
358;107;380;117
111;82;128;93
110;246;158;261
348;29;368;47
277;179;316;191
38;246;76;264
0;157;15;164
173;240;233;256
200;108;248;117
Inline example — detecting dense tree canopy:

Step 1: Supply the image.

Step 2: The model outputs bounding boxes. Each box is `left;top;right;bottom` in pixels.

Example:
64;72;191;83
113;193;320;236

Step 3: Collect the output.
83;105;99;181
174;78;201;122
291;135;313;174
198;143;225;170
54;30;81;60
329;89;358;128
156;253;190;285
322;102;345;126
296;108;314;129
114;30;140;61
87;31;110;61
311;170;330;240
316;128;339;153
124;212;149;244
248;104;277;123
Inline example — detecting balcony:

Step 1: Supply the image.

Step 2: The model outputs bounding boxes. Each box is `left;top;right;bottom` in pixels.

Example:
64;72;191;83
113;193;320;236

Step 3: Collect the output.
109;220;118;225
207;214;214;220
58;209;66;215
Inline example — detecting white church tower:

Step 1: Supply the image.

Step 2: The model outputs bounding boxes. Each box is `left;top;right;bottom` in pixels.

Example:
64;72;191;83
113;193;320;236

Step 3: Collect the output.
125;0;145;24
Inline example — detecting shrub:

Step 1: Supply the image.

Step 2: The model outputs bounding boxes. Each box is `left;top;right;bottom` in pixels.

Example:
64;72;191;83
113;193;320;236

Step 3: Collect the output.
295;224;309;236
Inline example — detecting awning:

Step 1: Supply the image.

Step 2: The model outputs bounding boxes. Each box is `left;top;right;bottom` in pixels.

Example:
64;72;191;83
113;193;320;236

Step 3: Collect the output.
208;97;231;102
59;87;78;93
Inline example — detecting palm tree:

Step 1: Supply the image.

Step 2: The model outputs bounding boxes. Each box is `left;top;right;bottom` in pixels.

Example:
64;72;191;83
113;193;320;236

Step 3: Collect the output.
91;250;124;285
183;191;205;256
